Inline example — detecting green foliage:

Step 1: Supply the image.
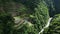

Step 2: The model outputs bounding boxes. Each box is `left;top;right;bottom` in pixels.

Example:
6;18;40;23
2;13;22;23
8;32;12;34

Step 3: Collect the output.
13;21;38;34
14;0;40;8
0;13;15;34
34;0;49;31
43;14;60;34
1;0;60;34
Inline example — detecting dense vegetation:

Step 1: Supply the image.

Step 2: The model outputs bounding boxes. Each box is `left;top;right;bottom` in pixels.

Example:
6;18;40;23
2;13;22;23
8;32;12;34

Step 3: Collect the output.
0;13;14;34
42;14;60;34
0;0;60;34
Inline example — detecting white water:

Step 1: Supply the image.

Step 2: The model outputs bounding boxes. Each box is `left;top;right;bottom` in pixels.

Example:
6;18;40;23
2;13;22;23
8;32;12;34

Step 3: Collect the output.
39;17;53;34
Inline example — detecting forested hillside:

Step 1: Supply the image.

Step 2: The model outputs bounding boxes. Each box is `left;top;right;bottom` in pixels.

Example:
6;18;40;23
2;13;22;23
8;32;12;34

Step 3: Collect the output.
0;0;60;34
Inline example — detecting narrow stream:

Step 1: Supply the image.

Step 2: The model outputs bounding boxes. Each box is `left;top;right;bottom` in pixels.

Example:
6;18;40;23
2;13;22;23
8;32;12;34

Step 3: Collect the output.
39;17;53;34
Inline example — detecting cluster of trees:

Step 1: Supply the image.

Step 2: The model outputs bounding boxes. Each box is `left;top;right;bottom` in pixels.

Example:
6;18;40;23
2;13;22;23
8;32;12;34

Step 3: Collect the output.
0;0;60;34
